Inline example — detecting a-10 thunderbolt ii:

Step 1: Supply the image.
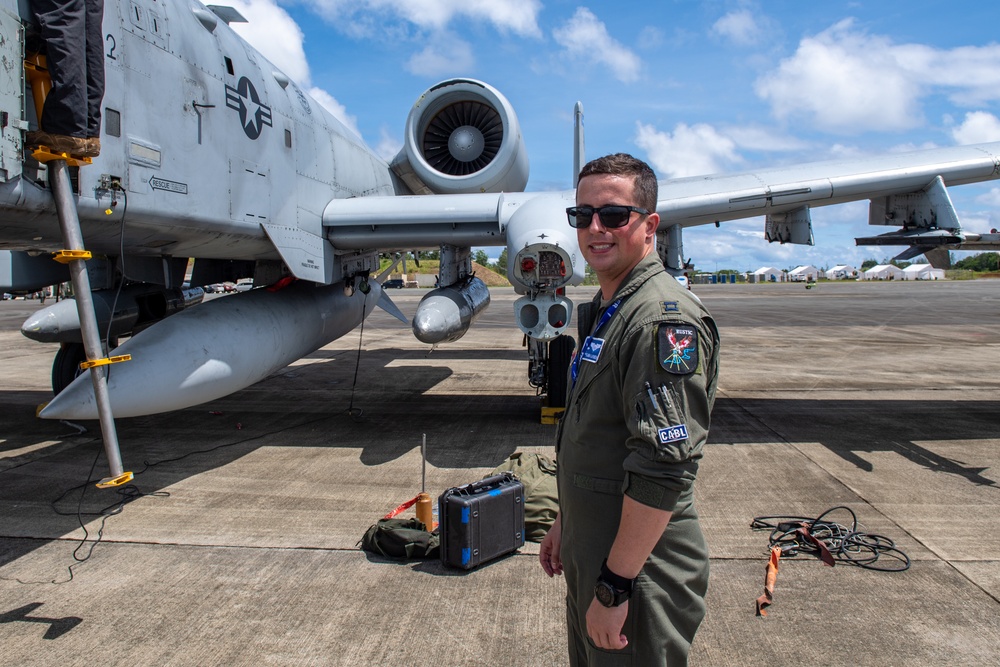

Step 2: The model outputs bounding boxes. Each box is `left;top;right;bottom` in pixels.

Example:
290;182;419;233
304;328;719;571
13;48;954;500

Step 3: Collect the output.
3;0;1000;423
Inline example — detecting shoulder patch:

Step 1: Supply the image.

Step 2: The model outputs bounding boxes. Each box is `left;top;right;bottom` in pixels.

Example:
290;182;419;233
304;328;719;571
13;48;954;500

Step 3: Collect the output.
658;323;698;375
660;301;679;314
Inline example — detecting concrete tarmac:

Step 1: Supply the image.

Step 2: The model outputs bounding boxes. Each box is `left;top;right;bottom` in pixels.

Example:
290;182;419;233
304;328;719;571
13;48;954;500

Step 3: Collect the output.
2;280;999;666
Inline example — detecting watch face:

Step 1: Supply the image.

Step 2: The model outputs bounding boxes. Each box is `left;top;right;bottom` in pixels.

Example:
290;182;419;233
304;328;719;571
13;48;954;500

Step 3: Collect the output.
595;581;616;607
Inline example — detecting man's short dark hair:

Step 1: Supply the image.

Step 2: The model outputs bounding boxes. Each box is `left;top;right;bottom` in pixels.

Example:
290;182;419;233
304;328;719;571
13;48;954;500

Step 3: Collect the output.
577;153;658;213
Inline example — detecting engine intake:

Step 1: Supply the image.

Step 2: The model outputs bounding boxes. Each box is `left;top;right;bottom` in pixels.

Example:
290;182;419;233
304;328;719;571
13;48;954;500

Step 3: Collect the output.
392;79;529;195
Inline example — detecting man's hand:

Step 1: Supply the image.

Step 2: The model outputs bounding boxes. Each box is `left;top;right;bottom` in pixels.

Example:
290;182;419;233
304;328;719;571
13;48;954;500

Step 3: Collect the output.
539;513;563;577
586;598;629;650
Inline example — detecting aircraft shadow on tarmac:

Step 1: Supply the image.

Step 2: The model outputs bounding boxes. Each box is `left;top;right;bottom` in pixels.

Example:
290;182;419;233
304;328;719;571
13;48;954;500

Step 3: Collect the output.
0;602;82;640
710;397;998;487
3;356;997;573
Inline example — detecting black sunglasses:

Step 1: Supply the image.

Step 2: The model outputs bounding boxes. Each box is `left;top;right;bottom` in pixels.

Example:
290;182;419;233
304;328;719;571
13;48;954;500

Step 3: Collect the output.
566;205;650;229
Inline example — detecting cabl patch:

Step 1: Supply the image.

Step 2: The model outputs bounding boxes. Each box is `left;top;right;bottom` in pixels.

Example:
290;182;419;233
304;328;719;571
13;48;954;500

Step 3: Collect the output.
658;423;689;444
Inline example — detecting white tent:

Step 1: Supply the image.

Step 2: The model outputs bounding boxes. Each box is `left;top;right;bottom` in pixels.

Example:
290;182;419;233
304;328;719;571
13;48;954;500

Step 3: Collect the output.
752;266;785;282
825;265;858;280
863;264;904;280
788;265;821;282
902;263;945;280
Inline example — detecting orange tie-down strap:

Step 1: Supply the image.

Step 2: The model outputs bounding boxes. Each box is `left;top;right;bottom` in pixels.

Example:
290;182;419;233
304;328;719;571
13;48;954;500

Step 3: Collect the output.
383;495;419;519
755;546;782;616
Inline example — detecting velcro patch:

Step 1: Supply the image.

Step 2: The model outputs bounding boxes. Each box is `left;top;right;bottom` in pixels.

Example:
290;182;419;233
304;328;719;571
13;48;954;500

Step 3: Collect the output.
661;301;679;314
658;324;698;374
658;424;689;444
580;336;605;364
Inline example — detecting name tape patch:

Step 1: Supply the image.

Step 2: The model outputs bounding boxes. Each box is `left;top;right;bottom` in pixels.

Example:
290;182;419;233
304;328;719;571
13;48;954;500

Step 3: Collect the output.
580;336;605;364
658;424;689;444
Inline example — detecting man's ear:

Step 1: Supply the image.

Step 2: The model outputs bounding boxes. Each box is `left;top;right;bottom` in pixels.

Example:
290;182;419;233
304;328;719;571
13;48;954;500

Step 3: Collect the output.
644;212;660;240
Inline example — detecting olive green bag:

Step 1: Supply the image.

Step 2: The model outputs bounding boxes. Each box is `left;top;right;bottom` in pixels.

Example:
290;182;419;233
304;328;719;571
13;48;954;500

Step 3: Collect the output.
489;452;559;542
359;518;440;560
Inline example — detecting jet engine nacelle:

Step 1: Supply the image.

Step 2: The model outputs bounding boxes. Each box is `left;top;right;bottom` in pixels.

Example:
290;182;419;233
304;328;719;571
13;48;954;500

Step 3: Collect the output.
392;79;529;195
503;194;585;340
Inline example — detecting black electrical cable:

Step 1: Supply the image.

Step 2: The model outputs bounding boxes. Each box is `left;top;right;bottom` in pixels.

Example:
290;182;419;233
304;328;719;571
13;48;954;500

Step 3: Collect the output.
346;286;370;419
751;506;910;572
105;184;128;384
2;441;167;586
7;409;333;586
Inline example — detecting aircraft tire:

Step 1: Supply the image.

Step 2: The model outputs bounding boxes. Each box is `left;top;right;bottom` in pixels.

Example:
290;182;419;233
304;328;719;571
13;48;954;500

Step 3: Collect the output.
51;342;86;395
546;334;576;409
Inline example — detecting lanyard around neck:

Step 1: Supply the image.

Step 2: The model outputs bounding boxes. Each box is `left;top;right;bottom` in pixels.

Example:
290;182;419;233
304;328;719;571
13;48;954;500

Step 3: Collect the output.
570;298;622;385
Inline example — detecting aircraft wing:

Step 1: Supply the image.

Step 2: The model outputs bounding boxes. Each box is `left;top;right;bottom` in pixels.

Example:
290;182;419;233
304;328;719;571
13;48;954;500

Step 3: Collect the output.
652;142;1000;268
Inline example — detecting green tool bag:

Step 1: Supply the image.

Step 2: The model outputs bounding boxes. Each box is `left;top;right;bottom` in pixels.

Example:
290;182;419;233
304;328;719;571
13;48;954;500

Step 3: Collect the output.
489;452;559;543
359;518;440;560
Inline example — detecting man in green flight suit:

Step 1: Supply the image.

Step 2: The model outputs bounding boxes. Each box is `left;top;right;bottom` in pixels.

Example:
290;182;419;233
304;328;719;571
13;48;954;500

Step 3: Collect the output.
539;153;720;665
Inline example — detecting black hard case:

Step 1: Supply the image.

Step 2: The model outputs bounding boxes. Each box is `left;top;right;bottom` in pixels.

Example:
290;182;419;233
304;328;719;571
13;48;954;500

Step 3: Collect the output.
438;472;525;569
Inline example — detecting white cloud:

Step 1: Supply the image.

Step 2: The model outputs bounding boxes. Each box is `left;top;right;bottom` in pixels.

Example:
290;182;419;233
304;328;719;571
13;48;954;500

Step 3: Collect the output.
308;87;361;138
635;122;742;178
755;19;1000;134
230;0;311;84
406;38;476;77
976;188;1000;207
722;125;810;152
553;8;642;83
755;20;920;133
950;111;1000;144
301;0;542;37
711;9;760;47
375;127;403;162
228;1;362;139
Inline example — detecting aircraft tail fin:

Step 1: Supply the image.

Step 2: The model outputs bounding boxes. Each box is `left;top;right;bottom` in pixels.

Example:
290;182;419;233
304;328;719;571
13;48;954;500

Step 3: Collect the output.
573;102;584;187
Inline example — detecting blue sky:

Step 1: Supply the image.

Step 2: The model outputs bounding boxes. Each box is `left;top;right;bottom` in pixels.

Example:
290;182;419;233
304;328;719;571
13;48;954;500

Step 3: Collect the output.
229;0;1000;272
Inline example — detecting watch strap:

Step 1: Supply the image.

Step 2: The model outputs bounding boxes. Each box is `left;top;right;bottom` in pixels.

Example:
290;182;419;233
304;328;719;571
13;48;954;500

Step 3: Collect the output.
599;559;636;593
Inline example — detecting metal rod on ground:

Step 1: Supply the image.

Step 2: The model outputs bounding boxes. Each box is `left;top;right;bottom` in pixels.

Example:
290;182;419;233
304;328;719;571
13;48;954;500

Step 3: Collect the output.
49;159;128;485
416;433;434;530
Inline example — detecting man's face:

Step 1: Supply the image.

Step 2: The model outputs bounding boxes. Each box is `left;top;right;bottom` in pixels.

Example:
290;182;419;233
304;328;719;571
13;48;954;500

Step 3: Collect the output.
575;173;658;293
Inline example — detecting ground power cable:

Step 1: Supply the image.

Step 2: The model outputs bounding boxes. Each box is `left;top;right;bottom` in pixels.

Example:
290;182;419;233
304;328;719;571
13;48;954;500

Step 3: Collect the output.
752;505;911;572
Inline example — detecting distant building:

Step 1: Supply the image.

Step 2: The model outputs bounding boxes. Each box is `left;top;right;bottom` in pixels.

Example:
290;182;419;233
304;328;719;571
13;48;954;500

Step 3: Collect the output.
863;264;904;280
788;265;821;282
751;266;786;283
901;263;945;280
825;265;858;280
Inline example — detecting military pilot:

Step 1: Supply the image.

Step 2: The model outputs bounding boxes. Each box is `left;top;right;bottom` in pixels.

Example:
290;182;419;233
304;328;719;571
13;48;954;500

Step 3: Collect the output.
539;153;720;665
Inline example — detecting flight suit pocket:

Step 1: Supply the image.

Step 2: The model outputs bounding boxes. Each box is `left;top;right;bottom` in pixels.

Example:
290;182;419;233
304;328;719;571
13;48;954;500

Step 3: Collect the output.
631;383;693;463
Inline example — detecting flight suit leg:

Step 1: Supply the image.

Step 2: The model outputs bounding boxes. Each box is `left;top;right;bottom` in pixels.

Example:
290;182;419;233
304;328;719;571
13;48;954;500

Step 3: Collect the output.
32;0;89;138
83;0;105;137
628;495;709;666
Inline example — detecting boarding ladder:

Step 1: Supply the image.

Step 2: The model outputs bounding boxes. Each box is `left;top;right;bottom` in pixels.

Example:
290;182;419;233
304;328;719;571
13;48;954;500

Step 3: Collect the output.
25;54;131;488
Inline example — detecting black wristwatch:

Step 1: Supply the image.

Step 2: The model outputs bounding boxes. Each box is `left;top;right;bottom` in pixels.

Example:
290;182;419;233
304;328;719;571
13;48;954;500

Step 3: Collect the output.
594;559;636;608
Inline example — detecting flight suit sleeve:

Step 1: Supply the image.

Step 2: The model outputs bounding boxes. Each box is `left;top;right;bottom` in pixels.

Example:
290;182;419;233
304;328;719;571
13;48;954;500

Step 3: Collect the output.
617;314;719;511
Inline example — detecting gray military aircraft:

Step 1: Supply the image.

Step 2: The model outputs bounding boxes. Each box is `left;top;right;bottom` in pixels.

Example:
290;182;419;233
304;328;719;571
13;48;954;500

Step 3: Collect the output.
2;0;1000;424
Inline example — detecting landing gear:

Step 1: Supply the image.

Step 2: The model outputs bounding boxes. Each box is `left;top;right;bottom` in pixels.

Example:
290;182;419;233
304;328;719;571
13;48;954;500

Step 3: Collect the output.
51;342;85;395
545;335;575;409
51;337;118;394
528;334;576;422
